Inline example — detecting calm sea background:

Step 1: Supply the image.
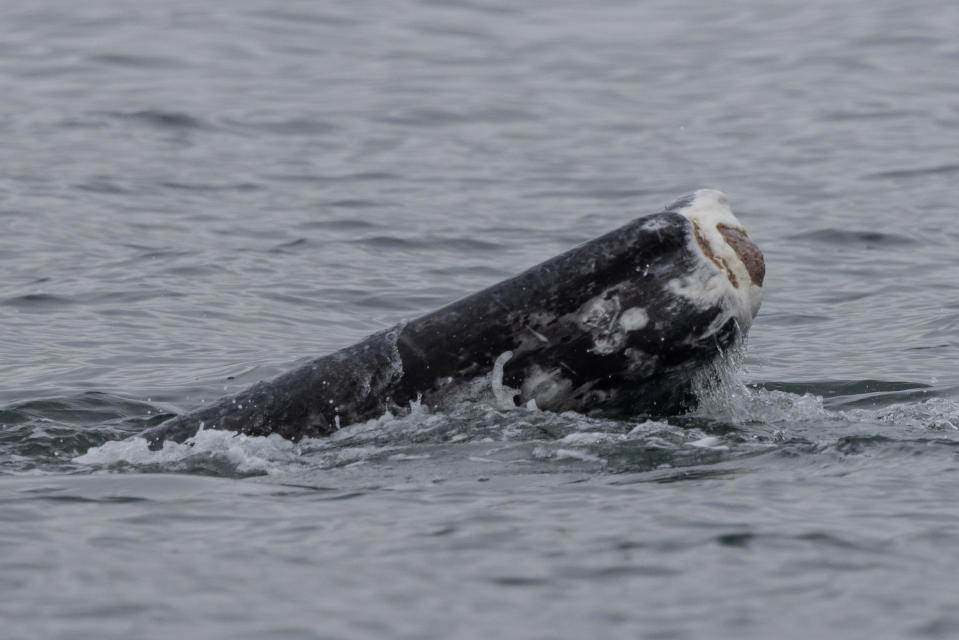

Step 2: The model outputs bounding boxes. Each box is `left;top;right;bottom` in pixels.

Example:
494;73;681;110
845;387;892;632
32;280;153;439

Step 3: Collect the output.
2;1;959;638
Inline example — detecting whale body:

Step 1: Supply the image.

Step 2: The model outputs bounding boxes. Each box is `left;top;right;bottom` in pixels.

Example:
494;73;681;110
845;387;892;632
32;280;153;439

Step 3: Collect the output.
143;189;765;450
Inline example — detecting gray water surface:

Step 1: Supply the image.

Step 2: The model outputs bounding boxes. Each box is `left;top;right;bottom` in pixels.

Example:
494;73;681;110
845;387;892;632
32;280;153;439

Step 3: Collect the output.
2;1;959;638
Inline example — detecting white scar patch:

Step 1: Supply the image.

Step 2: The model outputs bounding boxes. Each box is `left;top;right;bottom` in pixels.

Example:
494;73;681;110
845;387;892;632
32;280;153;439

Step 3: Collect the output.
669;189;763;329
576;296;651;355
520;365;573;411
491;351;519;408
618;307;648;331
640;216;673;233
577;292;623;355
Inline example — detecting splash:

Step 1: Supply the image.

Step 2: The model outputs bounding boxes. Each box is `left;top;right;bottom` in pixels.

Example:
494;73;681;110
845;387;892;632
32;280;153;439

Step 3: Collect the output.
74;429;308;475
843;397;959;432
78;349;959;479
690;340;830;425
71;399;765;477
689;339;751;419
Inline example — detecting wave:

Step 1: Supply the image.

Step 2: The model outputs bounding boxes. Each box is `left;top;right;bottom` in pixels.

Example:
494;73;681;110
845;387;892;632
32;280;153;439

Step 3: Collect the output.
68;386;959;480
2;371;957;479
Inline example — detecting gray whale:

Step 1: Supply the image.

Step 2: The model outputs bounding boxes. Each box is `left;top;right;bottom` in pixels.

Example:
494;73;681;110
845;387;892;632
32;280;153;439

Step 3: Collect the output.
143;189;764;450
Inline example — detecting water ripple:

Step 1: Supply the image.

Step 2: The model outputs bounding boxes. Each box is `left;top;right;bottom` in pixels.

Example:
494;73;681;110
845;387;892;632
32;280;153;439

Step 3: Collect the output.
787;228;917;246
104;110;208;130
865;164;959;180
222;117;337;136
87;54;189;69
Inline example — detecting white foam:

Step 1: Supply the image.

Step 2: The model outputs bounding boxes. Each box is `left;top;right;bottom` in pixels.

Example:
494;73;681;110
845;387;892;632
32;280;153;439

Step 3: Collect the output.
558;431;617;445
553;448;605;463
688;436;728;450
626;419;674;436
387;453;431;461
74;430;307;475
844;397;959;432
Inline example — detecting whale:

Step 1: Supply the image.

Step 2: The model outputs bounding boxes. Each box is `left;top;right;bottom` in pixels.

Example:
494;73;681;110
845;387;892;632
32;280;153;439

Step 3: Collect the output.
143;189;764;450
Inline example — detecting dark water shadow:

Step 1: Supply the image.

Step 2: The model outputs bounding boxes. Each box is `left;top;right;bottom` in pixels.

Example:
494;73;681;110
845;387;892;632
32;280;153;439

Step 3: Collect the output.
865;164;959;180
787;228;917;247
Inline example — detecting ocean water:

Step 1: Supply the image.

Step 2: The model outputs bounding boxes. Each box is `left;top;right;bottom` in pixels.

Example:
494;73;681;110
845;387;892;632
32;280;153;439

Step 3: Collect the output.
2;0;959;638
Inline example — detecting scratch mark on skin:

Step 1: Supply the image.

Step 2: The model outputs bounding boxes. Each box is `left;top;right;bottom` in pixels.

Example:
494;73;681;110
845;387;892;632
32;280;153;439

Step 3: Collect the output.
558;361;578;377
490;295;511;313
693;223;738;287
526;325;549;343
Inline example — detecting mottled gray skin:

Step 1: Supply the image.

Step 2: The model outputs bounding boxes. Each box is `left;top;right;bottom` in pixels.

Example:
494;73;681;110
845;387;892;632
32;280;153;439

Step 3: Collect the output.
144;203;753;450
